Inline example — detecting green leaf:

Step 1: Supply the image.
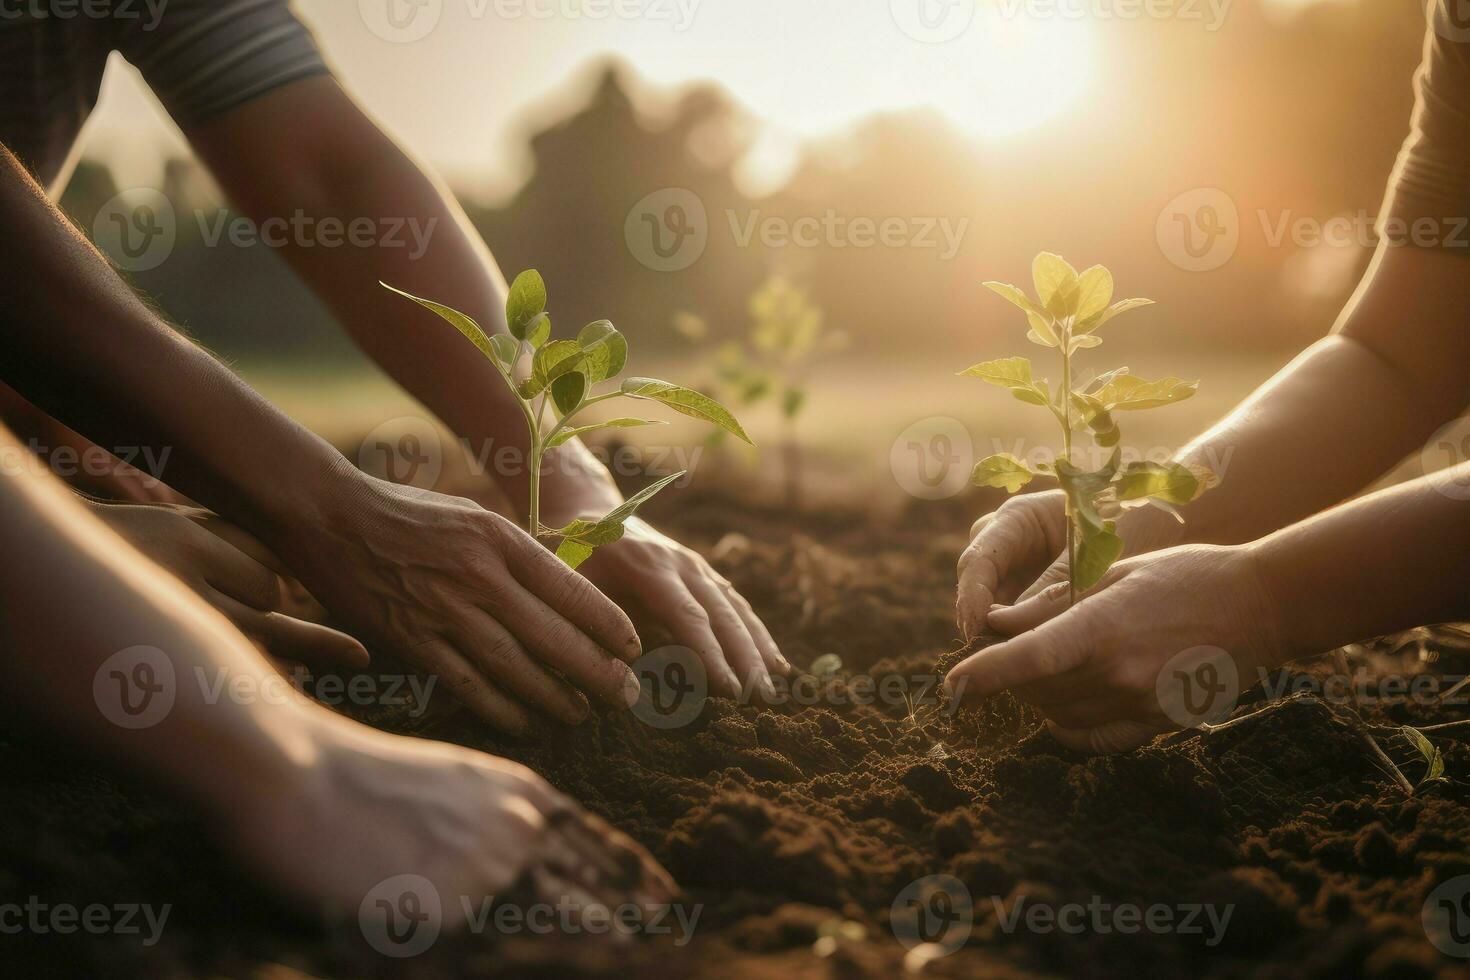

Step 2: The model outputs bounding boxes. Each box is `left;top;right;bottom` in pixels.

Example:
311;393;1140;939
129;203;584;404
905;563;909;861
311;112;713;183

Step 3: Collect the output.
556;538;596;569
577;320;628;383
546;418;667;449
532;339;587;387
550;371;586;415
620;378;754;445
1113;461;1200;505
599;471;686;526
1073;523;1124;590
782;387;806;419
1078;297;1153;334
1025;311;1060;348
982;281;1042;317
1032;252;1079;317
1074;265;1114;321
1069;334;1103;353
972;453;1035;493
1402;726;1446;789
381;283;500;365
958;356;1033;387
489;333;520;369
506;270;547;341
1092;375;1198;412
524;312;551;350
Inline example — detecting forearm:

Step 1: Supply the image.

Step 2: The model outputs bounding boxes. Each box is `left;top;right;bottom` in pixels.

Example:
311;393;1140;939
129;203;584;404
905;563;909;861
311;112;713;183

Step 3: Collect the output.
1253;463;1470;661
0;430;319;816
1164;245;1470;546
187;78;621;524
0;146;358;539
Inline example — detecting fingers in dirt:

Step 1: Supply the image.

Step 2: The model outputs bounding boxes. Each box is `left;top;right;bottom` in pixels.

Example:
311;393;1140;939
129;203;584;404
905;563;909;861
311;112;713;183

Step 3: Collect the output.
453;609;591;725
413;639;535;735
650;575;742;697
509;535;641;662
724;582;789;675
945;617;1094;702
480;588;640;711
685;575;773;697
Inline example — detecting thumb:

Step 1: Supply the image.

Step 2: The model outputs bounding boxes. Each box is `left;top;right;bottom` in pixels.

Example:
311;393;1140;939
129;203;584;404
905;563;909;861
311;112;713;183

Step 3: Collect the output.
945;608;1093;703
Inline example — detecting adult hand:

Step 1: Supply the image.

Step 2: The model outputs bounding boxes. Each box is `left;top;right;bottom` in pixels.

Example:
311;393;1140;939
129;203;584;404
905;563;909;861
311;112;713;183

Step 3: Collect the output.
955;490;1184;641
946;543;1287;753
87;499;368;669
225;715;677;932
270;476;643;735
577;517;789;698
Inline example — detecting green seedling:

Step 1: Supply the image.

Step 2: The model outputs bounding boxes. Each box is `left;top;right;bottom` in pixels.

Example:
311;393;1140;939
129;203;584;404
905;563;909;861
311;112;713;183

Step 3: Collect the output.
384;270;752;568
676;276;845;506
966;252;1211;603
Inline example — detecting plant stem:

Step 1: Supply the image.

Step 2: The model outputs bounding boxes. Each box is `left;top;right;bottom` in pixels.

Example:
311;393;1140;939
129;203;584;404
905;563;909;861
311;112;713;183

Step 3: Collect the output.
528;438;543;538
1060;324;1076;608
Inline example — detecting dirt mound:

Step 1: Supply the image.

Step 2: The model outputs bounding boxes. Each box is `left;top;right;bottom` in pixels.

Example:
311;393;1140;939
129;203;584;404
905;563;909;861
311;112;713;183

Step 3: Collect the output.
2;490;1468;978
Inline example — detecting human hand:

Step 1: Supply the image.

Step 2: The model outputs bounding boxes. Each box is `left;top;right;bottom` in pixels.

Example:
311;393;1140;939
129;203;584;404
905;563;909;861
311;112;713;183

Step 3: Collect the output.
87;499;368;669
576;518;789;698
270;476;642;735
223;713;677;933
955;489;1185;641
946;543;1286;753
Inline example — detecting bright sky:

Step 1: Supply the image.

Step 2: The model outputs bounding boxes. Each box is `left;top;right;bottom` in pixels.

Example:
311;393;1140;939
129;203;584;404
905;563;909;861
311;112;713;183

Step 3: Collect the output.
82;0;1347;199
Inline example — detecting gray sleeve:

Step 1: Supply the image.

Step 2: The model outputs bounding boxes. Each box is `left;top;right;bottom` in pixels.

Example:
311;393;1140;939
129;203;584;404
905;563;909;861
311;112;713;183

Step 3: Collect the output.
110;0;331;128
1378;2;1470;249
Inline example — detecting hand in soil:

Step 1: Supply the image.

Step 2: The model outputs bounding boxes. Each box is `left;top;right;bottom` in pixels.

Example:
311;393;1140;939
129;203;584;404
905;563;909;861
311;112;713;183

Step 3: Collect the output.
956;489;1184;640
87;499;370;670
948;543;1287;753
269;476;642;734
224;717;678;930
575;517;789;697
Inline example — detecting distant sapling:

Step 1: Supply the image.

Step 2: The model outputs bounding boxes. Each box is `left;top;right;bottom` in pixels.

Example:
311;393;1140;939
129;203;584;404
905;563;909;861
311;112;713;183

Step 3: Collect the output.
965;252;1212;604
384;270;752;568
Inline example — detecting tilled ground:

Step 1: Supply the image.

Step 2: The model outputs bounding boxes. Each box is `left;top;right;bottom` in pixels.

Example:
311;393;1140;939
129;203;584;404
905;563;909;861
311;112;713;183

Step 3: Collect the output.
3;490;1470;978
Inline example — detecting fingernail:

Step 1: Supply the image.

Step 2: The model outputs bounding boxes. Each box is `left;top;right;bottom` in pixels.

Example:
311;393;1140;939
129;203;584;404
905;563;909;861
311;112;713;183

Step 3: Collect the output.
621;668;642;708
625;635;643;661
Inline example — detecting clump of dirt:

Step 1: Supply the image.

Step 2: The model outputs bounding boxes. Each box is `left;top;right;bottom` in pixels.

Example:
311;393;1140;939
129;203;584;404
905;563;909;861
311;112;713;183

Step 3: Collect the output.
2;490;1469;978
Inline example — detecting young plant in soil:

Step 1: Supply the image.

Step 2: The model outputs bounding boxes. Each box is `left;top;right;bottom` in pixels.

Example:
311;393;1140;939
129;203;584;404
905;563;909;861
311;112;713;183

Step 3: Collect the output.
967;252;1211;603
676;275;845;508
385;270;752;568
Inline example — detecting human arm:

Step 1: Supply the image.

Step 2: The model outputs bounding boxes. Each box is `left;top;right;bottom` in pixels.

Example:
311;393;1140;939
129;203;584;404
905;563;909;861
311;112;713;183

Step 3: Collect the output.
948;461;1470;753
183;75;787;693
0;142;640;732
957;241;1470;638
0;425;674;918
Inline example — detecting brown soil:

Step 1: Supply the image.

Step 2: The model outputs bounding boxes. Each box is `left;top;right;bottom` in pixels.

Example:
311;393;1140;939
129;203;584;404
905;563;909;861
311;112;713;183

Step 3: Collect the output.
3;490;1470;979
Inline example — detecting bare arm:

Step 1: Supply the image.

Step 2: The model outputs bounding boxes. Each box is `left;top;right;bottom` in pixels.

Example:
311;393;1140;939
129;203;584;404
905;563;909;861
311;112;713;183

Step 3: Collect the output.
184;75;788;693
0;427;674;919
0;142;641;733
1167;241;1470;545
958;241;1470;635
